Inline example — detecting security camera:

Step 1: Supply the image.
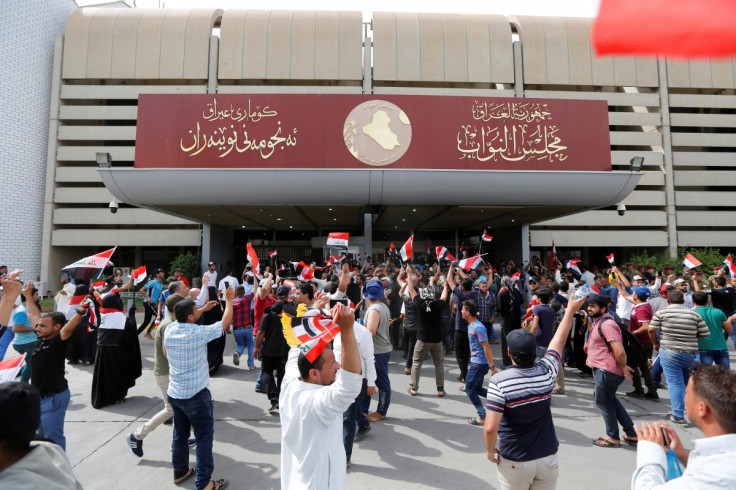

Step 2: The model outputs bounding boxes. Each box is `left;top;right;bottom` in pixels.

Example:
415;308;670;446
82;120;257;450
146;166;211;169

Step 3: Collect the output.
109;198;119;214
617;203;626;216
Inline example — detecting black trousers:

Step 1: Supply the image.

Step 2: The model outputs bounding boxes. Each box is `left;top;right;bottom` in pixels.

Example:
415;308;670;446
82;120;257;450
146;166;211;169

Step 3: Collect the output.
261;355;287;404
137;302;157;334
454;330;470;381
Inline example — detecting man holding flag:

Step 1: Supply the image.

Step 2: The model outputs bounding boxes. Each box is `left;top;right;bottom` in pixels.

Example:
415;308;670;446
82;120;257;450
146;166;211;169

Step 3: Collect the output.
280;302;362;488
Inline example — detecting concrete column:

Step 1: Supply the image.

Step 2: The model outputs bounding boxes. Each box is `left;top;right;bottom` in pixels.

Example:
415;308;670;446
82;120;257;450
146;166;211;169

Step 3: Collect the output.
521;224;531;269
658;60;678;258
363;213;373;258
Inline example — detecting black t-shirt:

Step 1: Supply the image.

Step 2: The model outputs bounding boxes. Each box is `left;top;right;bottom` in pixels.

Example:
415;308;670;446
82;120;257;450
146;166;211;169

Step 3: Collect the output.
260;313;290;358
708;287;736;316
32;334;70;398
414;296;445;343
403;294;420;330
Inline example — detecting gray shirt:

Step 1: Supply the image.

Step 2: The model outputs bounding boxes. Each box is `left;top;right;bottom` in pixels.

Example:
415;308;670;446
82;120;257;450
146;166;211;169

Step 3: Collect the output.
366;302;392;355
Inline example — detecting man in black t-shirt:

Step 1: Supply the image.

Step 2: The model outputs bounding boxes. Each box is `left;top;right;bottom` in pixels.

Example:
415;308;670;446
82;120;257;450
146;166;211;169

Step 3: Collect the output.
22;282;85;451
254;301;294;412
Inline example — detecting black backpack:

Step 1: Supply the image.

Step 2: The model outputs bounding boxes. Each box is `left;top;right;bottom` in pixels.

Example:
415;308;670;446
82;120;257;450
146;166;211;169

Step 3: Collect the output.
597;318;645;369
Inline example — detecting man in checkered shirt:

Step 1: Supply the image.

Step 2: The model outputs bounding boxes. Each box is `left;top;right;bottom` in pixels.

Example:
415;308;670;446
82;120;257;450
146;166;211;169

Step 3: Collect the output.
163;286;234;490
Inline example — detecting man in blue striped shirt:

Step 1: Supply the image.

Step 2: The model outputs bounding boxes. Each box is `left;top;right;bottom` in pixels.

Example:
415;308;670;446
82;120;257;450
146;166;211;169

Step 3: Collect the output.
483;296;586;490
164;286;234;490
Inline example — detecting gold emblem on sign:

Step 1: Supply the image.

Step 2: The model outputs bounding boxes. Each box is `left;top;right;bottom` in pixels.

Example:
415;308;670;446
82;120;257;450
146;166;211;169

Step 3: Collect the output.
343;100;412;166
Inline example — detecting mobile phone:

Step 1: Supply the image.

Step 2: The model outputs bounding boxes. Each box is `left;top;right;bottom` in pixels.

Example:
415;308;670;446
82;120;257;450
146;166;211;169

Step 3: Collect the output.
657;269;662;276
224;281;230;289
330;298;349;308
661;428;669;446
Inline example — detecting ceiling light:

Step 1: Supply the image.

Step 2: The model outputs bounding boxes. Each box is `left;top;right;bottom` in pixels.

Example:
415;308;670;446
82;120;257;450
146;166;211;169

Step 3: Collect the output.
329;208;333;211
412;208;416;212
276;218;282;221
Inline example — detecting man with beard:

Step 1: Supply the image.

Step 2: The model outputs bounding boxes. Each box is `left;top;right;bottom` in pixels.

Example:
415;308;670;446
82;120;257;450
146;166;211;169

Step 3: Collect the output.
64;283;97;365
91;291;142;409
496;276;523;368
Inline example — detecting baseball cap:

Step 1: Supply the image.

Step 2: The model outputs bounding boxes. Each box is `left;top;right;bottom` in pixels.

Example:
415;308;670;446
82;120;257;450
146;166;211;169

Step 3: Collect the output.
276;285;290;297
529;276;540;284
208;261;216;266
632;275;643;281
632;286;650;300
153;268;165;275
363;280;384;300
673;278;686;285
660;284;674;294
259;278;268;287
506;329;537;357
166;293;187;311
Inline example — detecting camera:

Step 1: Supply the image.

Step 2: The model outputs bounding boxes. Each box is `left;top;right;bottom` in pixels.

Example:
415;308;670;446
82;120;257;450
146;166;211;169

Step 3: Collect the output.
617;203;626;216
109;198;119;214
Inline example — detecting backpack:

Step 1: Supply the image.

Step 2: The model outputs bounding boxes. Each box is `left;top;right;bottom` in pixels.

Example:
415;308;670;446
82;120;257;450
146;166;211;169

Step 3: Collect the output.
597;318;645;369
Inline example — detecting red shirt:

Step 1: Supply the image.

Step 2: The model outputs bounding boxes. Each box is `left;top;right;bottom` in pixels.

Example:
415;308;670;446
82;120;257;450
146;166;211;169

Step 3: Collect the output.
253;294;276;335
629;302;653;344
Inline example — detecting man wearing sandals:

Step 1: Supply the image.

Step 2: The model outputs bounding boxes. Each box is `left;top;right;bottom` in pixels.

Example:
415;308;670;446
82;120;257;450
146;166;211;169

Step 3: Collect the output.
164;287;234;490
484;297;586;489
586;293;638;448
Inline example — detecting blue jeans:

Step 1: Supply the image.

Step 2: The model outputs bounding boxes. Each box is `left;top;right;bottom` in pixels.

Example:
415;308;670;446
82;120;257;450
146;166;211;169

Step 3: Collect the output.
593;369;635;440
466;363;489;420
38;388;70;450
233;328;255;368
659;347;696;419
363;352;391;416
0;327;14;359
343;379;369;462
698;349;730;368
168;389;215;490
651;354;662;385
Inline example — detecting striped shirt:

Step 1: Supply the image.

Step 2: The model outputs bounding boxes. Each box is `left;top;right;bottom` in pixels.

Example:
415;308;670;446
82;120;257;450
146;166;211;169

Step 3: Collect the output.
164;321;224;399
486;350;560;462
650;304;709;353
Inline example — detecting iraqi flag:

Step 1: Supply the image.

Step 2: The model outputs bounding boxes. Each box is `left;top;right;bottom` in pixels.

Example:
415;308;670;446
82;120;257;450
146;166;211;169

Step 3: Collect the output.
400;235;414;262
0;354;26;383
436;246;456;262
459;246;469;259
99;307;126;331
607;253;615;266
482;230;493;243
132;265;147;286
326;254;346;266
683;253;702;270
454;255;484;272
246;242;261;278
424;240;431;255
268;250;278;259
282;303;345;362
593;0;736;59
290;261;314;282
326;232;349;250
548;241;557;272
567;258;582;278
61;247;116;281
724;255;736;278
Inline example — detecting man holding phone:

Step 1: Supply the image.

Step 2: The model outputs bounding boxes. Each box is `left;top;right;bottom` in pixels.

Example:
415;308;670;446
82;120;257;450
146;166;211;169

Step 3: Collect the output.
632;364;736;488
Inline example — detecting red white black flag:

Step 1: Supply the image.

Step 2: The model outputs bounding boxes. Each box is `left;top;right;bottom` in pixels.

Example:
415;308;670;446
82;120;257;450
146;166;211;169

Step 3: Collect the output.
548;242;556;272
246;243;261;278
607;253;615;265
132;265;147;286
725;255;736;277
400;235;414;262
61;247;116;281
683;253;702;270
436;246;456;262
482;230;493;242
326;232;349;250
567;258;582;277
454;255;484;272
268;250;278;258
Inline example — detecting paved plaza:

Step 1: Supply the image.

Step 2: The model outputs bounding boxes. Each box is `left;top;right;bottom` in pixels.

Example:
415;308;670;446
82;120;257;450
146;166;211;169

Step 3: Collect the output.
10;320;724;490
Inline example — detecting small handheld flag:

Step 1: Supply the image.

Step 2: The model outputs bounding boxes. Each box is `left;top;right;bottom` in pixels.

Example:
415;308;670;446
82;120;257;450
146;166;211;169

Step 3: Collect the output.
482;230;493;242
548;241;556;272
683;253;702;271
246;243;261;278
725;255;736;278
400;235;414;262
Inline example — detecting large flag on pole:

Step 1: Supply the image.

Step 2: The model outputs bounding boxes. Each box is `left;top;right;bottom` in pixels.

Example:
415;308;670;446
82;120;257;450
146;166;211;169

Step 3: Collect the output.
326;232;349;250
0;354;26;383
683;253;702;270
592;0;736;59
400;235;414;262
724;255;736;278
246;243;261;278
61;247;116;281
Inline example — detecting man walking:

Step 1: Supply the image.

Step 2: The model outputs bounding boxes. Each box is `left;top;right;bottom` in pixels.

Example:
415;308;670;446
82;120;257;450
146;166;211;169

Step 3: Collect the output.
586;293;638;447
138;268;165;339
649;289;710;426
464;300;497;426
231;285;256;369
692;291;734;367
164;287;233;490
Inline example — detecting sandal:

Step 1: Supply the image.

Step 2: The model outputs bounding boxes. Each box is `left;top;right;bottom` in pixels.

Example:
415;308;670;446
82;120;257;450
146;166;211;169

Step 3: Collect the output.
174;467;195;484
207;479;229;490
622;435;638;446
437;390;446;397
552;388;565;395
592;437;621;448
408;387;418;396
468;417;483;426
404;368;411;375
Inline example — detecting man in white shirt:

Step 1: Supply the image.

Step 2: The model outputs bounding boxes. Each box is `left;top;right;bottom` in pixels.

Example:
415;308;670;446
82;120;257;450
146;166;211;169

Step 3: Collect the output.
203;261;217;289
54;273;76;313
632;363;736;489
217;268;239;300
279;304;362;489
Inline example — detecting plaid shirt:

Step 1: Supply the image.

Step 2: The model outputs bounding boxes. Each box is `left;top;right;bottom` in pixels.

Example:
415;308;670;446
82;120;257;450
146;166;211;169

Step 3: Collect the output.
232;292;255;328
475;289;497;323
164;321;223;399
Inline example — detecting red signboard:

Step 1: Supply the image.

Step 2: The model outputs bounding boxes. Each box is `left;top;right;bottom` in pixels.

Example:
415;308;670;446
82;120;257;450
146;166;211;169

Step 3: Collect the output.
135;94;611;171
